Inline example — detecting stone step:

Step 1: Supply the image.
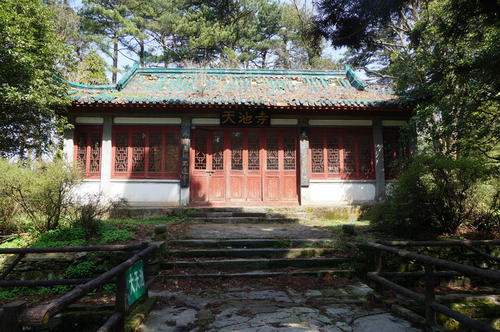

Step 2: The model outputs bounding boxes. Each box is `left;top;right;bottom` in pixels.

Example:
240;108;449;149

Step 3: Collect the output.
186;212;234;217
169;238;337;248
187;216;296;223
186;211;308;218
158;269;352;279
162;257;347;270
166;247;340;259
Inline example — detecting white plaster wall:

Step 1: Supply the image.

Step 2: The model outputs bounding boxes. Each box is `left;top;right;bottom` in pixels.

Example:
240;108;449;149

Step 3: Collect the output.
73;181;102;201
303;181;376;205
108;180;180;207
72;180;181;207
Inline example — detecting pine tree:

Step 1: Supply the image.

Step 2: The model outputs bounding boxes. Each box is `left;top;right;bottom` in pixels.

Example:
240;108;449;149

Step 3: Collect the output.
80;0;134;83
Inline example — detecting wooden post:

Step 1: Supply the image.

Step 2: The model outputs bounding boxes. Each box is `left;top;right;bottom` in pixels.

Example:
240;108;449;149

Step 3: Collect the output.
180;117;191;206
299;123;309;188
375;251;383;273
372;119;385;200
425;263;436;327
1;301;26;332
374;251;384;293
115;271;127;332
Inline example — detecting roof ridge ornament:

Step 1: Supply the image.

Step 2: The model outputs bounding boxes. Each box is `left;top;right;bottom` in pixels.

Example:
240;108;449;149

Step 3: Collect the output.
345;65;367;91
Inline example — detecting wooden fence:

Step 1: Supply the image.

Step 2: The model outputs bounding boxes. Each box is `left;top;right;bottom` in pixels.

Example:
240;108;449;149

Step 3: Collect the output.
0;241;163;332
361;240;500;332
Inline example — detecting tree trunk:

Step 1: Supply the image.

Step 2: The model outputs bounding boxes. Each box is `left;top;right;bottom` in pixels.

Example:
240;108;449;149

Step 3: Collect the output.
140;39;145;66
112;25;119;84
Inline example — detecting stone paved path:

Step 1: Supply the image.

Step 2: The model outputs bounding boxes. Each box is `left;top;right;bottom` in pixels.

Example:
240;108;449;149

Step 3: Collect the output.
139;284;422;332
185;223;332;239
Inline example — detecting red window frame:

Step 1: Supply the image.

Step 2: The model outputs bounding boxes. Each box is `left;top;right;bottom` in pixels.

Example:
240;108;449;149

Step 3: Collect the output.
383;127;407;179
112;126;181;179
74;125;103;179
309;128;375;180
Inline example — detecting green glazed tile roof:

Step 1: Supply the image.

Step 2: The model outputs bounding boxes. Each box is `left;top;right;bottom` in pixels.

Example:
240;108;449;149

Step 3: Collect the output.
68;64;401;108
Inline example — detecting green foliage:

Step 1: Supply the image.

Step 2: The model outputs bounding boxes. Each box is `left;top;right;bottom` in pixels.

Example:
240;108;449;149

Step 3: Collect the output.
0;286;71;300
71;193;126;236
0;0;71;157
32;227;88;247
0;159;81;233
0;234;33;249
100;226;134;244
371;155;499;237
391;0;499;160
63;253;104;278
67;49;109;85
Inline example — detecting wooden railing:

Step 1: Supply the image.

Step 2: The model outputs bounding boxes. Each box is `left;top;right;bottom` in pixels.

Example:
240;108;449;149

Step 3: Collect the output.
0;241;163;332
360;240;500;332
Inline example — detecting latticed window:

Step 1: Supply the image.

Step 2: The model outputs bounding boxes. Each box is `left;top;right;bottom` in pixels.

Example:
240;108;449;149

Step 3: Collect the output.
247;132;260;170
310;135;324;173
383;128;406;179
283;133;296;170
74;126;102;178
149;133;162;172
326;135;340;174
309;128;374;179
231;131;243;170
343;136;354;174
266;132;279;170
112;126;180;178
212;132;224;171
194;132;207;170
358;136;372;176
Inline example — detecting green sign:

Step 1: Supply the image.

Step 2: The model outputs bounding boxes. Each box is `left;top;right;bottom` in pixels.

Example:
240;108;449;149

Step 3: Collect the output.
126;260;146;305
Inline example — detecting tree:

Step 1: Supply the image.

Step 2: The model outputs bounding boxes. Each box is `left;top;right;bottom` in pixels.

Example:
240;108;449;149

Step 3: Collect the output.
316;0;420;83
66;49;110;85
316;0;499;160
276;1;328;69
391;0;499;160
47;0;91;61
80;0;135;83
0;0;70;158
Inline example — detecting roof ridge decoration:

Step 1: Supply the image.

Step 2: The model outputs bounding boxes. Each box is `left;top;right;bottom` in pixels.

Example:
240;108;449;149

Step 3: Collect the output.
68;63;404;108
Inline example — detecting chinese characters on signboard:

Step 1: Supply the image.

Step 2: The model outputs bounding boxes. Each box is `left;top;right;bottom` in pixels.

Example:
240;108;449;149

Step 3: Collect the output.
180;124;190;188
299;127;310;187
220;109;271;127
126;260;146;305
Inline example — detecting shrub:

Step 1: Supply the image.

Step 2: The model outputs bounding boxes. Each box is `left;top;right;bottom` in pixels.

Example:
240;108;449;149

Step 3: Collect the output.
372;155;499;238
71;193;126;236
0;159;21;234
100;227;134;244
0;158;81;233
32;227;88;247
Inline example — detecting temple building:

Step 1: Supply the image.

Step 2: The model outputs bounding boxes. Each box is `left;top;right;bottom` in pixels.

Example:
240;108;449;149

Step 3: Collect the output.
63;64;409;207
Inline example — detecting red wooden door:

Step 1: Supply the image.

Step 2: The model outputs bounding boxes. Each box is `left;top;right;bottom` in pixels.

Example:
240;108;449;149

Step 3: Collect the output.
263;129;298;202
263;131;281;201
191;127;298;205
190;130;226;204
209;130;226;201
228;130;245;201
281;130;298;201
246;130;262;201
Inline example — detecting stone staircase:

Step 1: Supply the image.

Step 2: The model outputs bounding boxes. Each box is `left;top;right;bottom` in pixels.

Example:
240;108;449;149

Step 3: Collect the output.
156;208;353;280
183;207;308;223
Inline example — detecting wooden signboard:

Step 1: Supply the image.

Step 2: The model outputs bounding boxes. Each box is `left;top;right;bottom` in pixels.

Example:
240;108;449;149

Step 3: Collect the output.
220;109;270;127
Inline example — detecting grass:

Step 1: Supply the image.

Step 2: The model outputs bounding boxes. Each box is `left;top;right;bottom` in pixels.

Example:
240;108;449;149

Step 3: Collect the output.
0;214;192;250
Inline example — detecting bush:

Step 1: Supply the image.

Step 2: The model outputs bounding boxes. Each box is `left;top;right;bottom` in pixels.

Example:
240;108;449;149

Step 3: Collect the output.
0;158;81;233
71;193;126;236
372;155;499;238
0;159;21;234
